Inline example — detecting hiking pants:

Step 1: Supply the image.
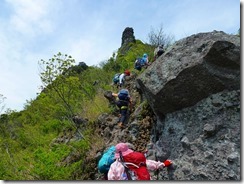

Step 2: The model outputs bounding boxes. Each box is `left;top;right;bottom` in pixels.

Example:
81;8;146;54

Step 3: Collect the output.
119;108;128;124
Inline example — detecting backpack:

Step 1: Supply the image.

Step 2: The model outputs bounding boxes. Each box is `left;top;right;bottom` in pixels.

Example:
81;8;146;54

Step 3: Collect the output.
98;146;116;173
134;58;142;71
108;151;150;180
118;151;136;180
118;89;129;101
113;73;120;84
157;47;164;57
122;152;150;180
116;89;130;109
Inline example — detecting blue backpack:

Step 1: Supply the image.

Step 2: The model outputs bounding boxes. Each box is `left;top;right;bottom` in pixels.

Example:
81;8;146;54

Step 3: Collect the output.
113;73;120;84
134;58;143;71
98;146;116;173
118;89;129;101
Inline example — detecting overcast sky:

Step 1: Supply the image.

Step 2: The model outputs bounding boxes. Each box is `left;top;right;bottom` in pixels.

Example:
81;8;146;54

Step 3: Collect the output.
0;0;240;113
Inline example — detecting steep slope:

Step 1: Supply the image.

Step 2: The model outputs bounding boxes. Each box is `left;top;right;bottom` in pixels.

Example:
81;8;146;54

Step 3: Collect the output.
94;31;240;180
0;28;239;181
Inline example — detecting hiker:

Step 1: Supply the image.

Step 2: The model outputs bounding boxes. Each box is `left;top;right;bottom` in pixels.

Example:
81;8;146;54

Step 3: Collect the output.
154;44;164;60
113;70;131;88
134;53;149;71
112;89;132;128
142;53;149;65
107;142;172;180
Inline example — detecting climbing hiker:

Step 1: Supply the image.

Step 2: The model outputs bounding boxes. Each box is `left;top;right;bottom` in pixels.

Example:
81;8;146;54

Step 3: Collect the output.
112;89;132;128
113;70;131;88
98;143;134;180
107;142;172;180
142;53;149;66
134;53;149;71
134;57;143;71
154;44;164;60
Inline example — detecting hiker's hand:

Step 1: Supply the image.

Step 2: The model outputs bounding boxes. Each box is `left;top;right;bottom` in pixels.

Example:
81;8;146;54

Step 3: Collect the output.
163;160;172;167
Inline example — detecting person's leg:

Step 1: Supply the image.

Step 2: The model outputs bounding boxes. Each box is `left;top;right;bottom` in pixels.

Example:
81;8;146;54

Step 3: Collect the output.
118;109;127;127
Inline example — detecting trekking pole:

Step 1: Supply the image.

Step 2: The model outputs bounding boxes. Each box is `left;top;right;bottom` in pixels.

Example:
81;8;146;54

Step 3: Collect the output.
119;151;132;180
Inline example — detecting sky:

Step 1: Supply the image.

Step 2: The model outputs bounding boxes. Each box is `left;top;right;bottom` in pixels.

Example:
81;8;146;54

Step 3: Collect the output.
0;0;241;113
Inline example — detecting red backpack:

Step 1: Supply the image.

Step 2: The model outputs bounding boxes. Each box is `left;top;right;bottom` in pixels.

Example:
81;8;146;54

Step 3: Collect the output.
123;152;150;180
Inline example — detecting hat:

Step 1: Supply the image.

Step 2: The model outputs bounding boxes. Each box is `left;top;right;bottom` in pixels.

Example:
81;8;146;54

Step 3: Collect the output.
115;143;134;158
124;70;130;76
143;53;148;58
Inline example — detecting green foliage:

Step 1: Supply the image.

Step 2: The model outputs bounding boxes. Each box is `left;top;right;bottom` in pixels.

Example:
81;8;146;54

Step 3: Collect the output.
0;37;153;180
101;39;154;80
39;52;79;117
31;139;90;180
33;146;72;180
100;56;121;73
69;62;88;74
116;40;154;69
39;52;76;86
40;119;62;134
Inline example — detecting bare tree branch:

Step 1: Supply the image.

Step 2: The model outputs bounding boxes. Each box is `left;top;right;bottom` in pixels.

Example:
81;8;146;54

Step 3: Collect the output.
147;23;175;48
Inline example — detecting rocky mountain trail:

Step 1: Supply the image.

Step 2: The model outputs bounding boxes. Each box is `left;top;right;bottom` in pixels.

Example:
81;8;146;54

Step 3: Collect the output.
56;30;240;180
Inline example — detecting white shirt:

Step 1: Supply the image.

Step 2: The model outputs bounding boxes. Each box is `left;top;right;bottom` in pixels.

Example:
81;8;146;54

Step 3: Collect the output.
119;73;125;85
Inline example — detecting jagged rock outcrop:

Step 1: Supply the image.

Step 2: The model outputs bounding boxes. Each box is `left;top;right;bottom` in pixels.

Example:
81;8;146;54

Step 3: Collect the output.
121;27;136;46
136;31;240;180
119;27;136;55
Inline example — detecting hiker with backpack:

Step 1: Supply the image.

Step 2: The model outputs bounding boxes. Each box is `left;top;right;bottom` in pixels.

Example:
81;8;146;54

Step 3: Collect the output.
154;44;164;61
134;53;149;71
97;143;135;180
107;142;172;180
113;70;131;88
112;89;132;128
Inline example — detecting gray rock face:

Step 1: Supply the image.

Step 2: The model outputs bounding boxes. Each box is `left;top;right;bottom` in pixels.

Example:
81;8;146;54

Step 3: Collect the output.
136;31;240;180
136;31;240;117
155;90;240;180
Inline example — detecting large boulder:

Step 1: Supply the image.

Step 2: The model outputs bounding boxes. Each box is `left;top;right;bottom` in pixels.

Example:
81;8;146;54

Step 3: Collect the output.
136;31;240;117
